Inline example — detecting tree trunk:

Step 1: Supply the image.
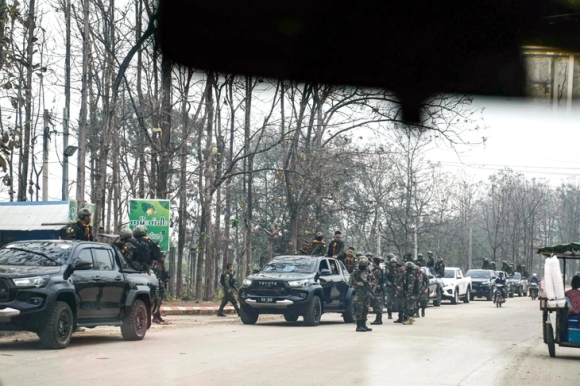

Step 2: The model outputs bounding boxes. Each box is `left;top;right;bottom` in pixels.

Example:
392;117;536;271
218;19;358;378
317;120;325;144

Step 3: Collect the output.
18;0;36;202
157;53;172;199
243;75;253;277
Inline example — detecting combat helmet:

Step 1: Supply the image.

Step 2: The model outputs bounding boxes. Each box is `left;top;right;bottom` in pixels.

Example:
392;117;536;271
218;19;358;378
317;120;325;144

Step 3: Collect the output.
133;225;148;237
358;258;369;267
78;208;92;219
119;227;133;240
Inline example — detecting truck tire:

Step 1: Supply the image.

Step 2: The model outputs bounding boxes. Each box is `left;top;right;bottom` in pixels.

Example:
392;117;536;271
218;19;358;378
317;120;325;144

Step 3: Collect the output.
486;289;493;301
121;299;148;341
451;289;459;305
303;296;322;326
284;312;299;322
38;301;74;350
433;288;442;307
239;307;259;325
463;288;470;303
342;298;355;323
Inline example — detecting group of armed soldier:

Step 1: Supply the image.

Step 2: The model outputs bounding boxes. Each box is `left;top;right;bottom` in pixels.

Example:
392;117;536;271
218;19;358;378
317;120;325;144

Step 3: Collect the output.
303;230;447;331
61;208;169;324
481;258;530;278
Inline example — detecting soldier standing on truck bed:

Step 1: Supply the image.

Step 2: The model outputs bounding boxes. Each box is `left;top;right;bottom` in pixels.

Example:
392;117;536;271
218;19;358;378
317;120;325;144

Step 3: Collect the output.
217;263;241;317
60;208;94;241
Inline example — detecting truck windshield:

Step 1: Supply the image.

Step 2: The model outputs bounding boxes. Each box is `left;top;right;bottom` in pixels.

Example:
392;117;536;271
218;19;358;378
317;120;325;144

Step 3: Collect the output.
465;271;491;279
0;242;71;266
262;260;316;274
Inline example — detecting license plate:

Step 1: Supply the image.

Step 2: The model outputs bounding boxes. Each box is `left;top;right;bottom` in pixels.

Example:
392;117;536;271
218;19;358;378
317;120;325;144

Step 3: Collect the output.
257;298;275;303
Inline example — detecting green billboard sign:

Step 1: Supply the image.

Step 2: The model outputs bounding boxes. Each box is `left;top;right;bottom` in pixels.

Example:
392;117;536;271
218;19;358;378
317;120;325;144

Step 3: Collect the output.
128;199;170;252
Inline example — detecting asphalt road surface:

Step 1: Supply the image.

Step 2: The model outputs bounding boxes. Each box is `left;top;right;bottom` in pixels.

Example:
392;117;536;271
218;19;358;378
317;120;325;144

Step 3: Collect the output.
1;296;579;386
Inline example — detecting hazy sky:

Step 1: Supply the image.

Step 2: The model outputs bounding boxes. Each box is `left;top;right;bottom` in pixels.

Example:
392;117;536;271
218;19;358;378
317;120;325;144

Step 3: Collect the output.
427;96;580;185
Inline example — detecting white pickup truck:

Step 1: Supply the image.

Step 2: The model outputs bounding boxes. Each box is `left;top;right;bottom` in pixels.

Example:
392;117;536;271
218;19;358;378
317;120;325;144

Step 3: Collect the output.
441;267;472;304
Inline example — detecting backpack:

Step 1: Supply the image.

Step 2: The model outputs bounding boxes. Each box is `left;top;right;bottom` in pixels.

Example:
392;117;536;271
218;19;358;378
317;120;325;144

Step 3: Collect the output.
220;273;226;286
59;222;76;240
149;240;162;261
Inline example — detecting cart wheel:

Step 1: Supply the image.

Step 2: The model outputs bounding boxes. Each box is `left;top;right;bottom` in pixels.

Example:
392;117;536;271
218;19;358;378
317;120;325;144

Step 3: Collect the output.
546;323;556;358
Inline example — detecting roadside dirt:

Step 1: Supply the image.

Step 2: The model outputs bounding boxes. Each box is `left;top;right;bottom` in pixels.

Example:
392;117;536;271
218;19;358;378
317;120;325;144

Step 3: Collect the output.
0;314;284;345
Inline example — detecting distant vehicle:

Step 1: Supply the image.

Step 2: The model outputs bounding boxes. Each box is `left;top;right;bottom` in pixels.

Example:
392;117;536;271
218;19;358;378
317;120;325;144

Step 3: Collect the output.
465;269;496;301
421;267;443;306
441;268;472;304
507;272;527;297
238;255;355;326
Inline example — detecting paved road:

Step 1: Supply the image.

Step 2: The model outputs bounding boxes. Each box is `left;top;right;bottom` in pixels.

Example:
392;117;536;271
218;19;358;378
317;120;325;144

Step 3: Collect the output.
1;296;579;386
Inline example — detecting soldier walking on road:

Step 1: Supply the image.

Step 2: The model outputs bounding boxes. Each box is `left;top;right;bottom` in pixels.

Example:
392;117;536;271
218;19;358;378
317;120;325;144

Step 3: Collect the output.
394;263;406;323
418;267;430;318
349;259;373;332
217;263;241;317
402;262;417;325
385;254;398;320
152;255;169;323
371;258;385;325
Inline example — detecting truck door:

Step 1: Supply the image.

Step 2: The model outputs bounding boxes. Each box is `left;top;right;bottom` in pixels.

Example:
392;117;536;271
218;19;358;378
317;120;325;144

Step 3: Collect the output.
91;247;126;318
71;248;100;320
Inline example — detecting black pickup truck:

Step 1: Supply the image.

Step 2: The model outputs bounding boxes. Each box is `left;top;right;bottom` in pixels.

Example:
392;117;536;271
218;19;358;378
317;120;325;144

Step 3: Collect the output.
238;255;355;326
0;240;158;349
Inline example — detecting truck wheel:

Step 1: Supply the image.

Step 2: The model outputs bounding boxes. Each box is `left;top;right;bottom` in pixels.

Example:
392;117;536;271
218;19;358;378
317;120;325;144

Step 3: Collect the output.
451;289;459;304
283;312;299;322
463;288;470;303
303;296;322;326
433;289;442;307
239;307;259;325
342;298;355;323
38;301;74;350
509;289;514;298
121;299;148;341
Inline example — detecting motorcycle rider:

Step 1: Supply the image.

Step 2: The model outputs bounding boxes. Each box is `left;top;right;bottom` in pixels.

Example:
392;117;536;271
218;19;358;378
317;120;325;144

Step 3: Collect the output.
529;273;539;297
495;272;507;301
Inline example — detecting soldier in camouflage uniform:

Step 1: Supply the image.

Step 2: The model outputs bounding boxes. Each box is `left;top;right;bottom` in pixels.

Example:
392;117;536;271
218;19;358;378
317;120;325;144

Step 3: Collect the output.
61;208;94;241
394;261;406;323
384;254;398;320
349;258;373;332
111;228;147;271
402;262;417;325
418;265;430;317
435;256;445;278
217;263;241;317
344;247;355;273
308;232;327;256
416;253;426;267
371;257;385;325
152;254;168;323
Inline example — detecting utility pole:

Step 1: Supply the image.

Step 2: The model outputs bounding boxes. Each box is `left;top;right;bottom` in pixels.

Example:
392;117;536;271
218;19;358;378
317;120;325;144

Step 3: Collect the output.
76;0;89;208
42;110;50;201
62;0;71;201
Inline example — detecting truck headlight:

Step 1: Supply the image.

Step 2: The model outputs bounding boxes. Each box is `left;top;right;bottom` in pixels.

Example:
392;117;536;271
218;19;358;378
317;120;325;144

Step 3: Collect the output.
288;280;310;288
242;278;252;286
13;276;48;288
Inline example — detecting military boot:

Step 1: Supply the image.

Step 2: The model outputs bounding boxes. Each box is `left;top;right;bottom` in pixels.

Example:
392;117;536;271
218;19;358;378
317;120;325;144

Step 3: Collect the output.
387;311;393;320
363;319;373;331
371;314;382;325
402;317;415;325
414;310;420;318
356;321;366;332
421;308;425;317
217;309;226;317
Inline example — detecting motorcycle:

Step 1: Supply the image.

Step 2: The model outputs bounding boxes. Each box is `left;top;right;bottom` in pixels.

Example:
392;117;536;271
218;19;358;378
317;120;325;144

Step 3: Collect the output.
529;282;539;300
494;284;506;307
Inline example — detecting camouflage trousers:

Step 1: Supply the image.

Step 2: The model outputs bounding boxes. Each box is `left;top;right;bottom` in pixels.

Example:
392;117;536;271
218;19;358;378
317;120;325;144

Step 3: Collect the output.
385;289;396;312
419;292;429;309
372;291;384;314
353;291;371;321
219;291;239;311
404;295;417;319
396;293;406;319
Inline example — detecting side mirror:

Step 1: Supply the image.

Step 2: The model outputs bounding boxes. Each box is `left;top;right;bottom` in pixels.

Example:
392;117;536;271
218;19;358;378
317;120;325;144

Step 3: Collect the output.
74;260;93;270
320;269;332;277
